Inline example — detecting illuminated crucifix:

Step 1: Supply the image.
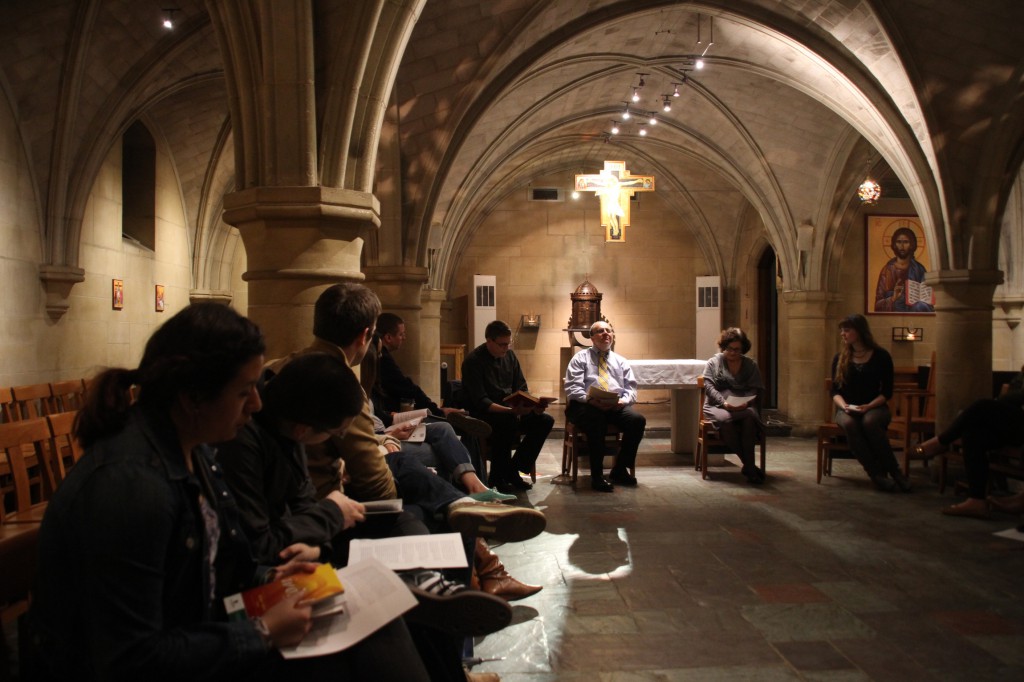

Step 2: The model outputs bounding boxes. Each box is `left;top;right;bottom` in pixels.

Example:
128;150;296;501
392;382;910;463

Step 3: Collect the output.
575;160;656;242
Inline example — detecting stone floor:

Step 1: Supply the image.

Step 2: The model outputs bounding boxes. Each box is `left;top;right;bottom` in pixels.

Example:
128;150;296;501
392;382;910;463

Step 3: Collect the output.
472;435;1024;681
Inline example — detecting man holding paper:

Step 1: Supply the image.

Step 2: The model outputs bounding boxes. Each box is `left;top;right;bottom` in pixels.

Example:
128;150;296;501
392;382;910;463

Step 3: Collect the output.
564;321;647;492
702;327;766;484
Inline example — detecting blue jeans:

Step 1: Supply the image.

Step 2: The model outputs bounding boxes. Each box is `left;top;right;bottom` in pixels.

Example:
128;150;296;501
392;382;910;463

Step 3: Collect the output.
401;421;477;487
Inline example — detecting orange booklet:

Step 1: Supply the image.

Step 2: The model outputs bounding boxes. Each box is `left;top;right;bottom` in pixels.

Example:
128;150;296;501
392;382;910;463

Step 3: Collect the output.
224;562;344;620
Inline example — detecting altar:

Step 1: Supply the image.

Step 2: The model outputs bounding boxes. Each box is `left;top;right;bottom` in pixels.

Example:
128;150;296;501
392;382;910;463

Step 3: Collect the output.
630;359;707;454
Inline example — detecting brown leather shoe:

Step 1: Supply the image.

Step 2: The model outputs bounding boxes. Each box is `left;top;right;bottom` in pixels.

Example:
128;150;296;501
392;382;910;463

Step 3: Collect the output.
474;538;543;601
480;574;543;601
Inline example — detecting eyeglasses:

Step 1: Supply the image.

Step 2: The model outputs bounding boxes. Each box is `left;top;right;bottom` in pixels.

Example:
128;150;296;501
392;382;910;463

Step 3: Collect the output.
724;345;743;353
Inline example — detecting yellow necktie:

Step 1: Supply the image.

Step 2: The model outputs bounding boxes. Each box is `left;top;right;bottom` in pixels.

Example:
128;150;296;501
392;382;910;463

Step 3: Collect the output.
598;352;609;390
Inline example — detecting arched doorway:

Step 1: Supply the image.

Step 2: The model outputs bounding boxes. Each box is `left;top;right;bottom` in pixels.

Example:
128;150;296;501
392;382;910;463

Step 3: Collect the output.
757;247;778;408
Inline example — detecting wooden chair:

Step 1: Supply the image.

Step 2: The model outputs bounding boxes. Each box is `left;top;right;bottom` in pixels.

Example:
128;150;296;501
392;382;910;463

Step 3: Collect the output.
560;419;624;487
473;431;537;485
0;387;15;423
817;378;853;483
45;411;83;488
0;418;52;524
10;383;53;421
48;378;88;414
898;351;937;475
818;377;909;483
695;377;766;480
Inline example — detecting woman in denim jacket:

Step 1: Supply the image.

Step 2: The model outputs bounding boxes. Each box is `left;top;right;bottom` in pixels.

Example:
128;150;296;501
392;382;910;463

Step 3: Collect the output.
28;303;428;682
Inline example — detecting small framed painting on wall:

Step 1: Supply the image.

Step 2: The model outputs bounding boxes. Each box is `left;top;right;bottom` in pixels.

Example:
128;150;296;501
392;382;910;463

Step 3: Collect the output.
112;279;124;310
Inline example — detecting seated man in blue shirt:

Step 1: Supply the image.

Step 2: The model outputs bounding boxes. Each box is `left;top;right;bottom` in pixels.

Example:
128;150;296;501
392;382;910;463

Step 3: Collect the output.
564;321;647;492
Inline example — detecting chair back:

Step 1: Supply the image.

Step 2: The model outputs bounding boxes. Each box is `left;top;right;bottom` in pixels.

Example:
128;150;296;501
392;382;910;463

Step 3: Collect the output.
0;386;14;422
0;417;52;522
10;383;54;420
46;410;84;487
48;378;88;414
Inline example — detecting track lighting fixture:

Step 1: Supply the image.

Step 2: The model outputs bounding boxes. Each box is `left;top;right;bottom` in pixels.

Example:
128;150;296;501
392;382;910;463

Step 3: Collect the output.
161;7;178;30
662;97;672;112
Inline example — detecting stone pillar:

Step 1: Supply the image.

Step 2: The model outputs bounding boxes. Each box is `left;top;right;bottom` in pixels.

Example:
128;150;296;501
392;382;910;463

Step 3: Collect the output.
364;265;429;383
929;270;1003;427
781;291;834;435
223;186;380;358
420;289;447;404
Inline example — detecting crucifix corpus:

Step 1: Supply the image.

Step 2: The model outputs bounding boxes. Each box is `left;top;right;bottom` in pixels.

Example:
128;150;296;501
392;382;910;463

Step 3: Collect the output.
575;160;656;242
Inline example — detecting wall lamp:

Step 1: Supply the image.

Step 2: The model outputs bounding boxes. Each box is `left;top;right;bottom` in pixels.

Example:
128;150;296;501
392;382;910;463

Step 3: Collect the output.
892;327;923;342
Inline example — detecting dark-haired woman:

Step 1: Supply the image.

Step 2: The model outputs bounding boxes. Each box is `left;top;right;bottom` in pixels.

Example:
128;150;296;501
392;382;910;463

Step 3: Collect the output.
830;314;911;493
28;303;428;682
703;327;766;484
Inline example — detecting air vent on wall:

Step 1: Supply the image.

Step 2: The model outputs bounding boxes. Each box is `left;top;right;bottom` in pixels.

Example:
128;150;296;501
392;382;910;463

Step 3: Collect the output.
528;188;563;202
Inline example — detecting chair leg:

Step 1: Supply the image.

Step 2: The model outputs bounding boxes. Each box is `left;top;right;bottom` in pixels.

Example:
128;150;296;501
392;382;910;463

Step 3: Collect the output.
816;445;823;484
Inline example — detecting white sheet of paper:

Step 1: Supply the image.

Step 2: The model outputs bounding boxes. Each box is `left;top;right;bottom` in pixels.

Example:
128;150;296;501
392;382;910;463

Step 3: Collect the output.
724;395;755;408
993;527;1024;542
279;558;416;659
347;532;469;570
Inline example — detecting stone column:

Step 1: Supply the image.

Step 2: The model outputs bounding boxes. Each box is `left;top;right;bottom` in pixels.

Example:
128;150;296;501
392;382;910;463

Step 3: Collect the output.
223;186;380;358
420;289;447;404
781;291;834;435
929;269;1003;427
364;265;429;383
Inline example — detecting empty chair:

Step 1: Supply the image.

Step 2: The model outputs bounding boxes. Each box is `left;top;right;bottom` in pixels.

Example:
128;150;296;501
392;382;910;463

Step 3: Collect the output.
0;417;52;524
48;379;88;414
10;383;53;421
45;411;83;488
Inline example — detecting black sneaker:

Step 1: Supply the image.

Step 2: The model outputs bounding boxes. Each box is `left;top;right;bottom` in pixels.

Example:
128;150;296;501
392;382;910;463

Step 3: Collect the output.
608;469;638;487
891;471;913;493
402;570;512;636
591;477;614;492
870;474;896;492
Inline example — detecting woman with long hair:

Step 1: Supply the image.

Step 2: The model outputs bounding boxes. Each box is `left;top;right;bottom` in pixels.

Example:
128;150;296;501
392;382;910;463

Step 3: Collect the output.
830;314;911;492
702;327;766;484
28;303;428;682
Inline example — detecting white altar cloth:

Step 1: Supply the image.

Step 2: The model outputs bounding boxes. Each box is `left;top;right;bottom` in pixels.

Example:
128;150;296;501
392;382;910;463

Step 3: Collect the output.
630;359;707;454
631;359;706;388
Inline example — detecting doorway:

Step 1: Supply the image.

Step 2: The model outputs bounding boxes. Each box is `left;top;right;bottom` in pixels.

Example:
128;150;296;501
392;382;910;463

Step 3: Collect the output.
756;247;778;407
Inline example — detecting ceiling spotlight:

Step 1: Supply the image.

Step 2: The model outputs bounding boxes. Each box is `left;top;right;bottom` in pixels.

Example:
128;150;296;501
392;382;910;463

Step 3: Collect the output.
632;88;640;103
611;121;620;134
649;116;657;125
161;7;178;29
639;127;648;137
637;73;647;88
662;97;672;112
672;84;680;97
571;190;580;200
695;58;705;69
622;107;631;120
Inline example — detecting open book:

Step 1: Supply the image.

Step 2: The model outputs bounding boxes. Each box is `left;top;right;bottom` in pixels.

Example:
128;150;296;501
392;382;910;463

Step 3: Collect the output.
586;384;620;406
384;408;427;442
362;499;404;516
724;394;756;408
503;390;557;409
905;279;935;307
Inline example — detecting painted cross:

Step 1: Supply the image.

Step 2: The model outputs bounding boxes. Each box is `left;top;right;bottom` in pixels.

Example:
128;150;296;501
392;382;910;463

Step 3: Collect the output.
575;160;656;242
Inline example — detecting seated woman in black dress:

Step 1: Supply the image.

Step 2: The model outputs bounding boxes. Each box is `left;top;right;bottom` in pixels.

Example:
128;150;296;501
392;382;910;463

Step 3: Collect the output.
28;303;428;682
702;327;765;484
915;372;1024;519
830;314;911;492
